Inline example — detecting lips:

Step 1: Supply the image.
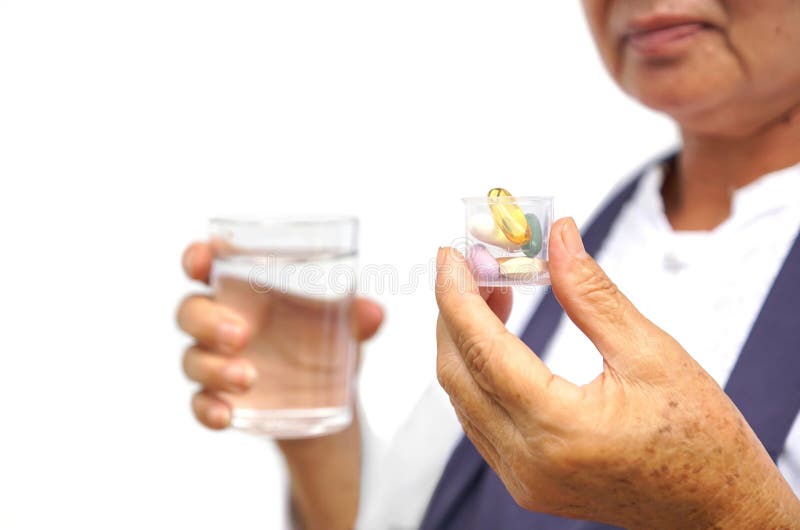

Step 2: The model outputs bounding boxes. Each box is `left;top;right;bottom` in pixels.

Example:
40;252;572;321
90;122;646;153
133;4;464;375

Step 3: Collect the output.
625;21;709;55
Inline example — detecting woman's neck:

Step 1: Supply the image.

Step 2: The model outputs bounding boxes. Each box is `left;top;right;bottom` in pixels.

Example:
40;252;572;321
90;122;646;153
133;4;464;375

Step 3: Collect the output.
663;107;800;231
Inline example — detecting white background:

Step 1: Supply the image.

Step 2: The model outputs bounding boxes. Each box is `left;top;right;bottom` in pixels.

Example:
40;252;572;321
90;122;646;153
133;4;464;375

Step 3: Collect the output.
0;1;675;529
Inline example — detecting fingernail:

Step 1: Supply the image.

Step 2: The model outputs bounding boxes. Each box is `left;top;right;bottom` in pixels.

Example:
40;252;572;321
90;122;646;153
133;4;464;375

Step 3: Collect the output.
183;248;194;273
208;405;230;427
225;363;257;390
218;321;245;352
437;247;447;269
561;218;587;257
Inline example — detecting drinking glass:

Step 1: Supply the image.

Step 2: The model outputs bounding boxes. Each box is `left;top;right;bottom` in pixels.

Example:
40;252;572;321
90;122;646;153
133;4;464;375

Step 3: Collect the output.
209;216;359;438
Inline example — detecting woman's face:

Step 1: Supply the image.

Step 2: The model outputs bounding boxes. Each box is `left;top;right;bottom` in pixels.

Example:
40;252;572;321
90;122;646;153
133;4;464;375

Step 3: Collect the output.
582;0;800;135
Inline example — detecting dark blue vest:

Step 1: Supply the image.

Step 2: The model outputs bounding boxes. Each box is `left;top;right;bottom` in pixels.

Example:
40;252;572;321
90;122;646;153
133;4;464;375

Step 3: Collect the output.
420;170;800;530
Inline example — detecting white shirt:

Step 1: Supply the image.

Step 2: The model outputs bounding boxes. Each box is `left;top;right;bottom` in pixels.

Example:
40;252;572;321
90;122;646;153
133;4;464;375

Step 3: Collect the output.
356;160;800;530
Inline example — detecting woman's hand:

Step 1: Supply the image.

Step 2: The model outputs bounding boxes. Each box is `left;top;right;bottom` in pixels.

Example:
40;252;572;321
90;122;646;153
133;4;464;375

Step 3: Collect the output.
176;241;383;429
176;241;384;530
435;218;800;529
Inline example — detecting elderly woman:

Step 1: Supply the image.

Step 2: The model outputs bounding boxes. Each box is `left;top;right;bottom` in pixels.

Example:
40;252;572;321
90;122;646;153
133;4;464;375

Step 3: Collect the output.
177;1;800;528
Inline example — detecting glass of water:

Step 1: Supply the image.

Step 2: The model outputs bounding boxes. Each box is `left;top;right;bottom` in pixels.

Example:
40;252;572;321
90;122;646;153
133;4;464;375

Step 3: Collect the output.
209;216;359;439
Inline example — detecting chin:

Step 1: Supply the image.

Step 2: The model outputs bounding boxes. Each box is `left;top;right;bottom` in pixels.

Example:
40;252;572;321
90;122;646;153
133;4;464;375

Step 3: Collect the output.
614;39;755;134
628;78;720;115
620;63;746;135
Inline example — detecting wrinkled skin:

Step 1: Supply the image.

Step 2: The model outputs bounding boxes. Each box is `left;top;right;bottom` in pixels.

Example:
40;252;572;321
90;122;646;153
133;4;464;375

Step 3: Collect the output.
435;218;800;528
582;0;800;136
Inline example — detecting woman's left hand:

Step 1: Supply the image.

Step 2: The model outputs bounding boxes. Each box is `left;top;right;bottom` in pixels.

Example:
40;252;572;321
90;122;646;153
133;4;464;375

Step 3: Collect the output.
435;218;800;529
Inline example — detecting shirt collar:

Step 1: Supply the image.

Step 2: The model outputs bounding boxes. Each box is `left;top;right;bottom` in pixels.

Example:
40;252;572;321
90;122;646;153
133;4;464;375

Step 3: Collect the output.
731;163;800;225
630;158;800;234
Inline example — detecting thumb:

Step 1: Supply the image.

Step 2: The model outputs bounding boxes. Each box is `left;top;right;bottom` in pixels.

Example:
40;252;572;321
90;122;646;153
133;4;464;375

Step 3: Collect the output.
549;217;675;378
355;298;384;341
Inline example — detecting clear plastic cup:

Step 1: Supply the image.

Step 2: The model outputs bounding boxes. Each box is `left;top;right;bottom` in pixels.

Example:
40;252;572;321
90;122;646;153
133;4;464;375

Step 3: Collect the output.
463;196;553;287
209;216;359;439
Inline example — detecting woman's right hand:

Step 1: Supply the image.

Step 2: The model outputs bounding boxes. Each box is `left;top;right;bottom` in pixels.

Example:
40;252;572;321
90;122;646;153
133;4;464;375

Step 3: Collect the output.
177;241;385;529
175;241;384;431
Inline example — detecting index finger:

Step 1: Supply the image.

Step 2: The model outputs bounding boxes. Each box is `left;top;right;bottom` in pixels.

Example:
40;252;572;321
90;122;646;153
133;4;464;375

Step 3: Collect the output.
182;242;213;283
435;247;559;414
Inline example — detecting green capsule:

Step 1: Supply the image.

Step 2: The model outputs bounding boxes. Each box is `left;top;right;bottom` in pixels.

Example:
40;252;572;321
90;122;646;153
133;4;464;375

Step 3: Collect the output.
521;214;543;258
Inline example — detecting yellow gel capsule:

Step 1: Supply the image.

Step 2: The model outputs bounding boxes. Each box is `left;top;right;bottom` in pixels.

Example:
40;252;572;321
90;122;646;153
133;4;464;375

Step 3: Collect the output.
487;188;531;245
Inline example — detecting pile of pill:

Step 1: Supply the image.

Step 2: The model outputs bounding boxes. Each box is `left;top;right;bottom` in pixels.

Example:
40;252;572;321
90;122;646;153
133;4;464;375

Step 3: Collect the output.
467;188;548;283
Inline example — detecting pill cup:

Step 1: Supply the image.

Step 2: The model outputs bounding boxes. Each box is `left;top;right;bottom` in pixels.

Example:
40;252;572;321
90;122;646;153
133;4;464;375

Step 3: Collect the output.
463;196;553;287
209;216;359;439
